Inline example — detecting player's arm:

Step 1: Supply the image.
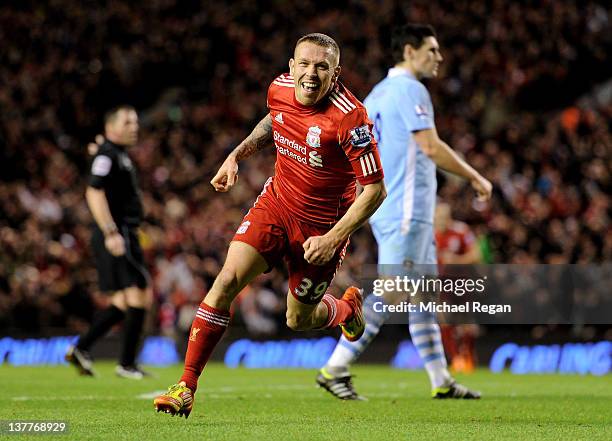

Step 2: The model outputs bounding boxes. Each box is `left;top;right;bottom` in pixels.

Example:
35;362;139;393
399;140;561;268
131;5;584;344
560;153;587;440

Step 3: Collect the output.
304;108;385;265
211;114;273;192
414;128;492;201
303;180;386;265
85;187;125;256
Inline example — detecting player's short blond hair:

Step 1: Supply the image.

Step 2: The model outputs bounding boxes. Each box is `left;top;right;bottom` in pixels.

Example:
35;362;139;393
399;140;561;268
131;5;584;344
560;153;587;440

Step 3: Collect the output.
295;33;340;65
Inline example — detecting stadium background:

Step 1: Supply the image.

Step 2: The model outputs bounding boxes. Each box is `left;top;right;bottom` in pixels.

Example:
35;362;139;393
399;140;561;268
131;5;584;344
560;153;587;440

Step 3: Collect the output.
0;0;610;373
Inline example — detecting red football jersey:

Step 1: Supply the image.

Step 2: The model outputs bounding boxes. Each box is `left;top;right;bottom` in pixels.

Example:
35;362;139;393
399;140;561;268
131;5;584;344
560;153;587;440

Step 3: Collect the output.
436;221;476;264
267;73;384;226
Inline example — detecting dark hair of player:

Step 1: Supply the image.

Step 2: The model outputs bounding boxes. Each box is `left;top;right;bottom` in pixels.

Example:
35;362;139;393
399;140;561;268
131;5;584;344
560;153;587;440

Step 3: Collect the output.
391;24;437;63
295;33;340;65
104;105;136;124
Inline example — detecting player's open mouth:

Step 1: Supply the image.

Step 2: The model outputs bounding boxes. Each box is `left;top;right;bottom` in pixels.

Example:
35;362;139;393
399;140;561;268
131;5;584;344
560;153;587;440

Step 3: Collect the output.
301;81;320;93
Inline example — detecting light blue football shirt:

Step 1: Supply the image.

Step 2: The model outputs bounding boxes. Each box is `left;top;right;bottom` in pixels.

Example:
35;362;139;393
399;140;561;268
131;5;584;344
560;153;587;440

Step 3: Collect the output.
365;67;437;232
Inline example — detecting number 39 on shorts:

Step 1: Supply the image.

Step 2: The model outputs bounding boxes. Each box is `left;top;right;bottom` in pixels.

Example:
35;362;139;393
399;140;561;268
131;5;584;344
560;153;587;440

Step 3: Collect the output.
294;278;328;302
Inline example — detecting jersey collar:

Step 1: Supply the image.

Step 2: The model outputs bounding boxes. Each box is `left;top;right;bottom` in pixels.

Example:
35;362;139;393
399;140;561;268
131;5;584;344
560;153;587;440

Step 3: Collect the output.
105;139;126;150
387;67;416;79
291;82;341;112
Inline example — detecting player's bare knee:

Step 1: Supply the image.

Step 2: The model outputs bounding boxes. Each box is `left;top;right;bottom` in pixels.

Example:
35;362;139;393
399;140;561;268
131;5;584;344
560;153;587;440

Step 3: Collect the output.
285;315;302;331
217;269;241;295
286;310;311;331
210;268;241;303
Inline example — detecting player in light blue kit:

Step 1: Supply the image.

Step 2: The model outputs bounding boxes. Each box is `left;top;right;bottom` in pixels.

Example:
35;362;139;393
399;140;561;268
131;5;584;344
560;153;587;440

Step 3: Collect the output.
317;24;492;400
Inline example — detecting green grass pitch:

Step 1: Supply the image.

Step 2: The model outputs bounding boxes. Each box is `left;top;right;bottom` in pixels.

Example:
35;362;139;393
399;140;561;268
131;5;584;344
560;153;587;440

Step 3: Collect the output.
0;363;610;440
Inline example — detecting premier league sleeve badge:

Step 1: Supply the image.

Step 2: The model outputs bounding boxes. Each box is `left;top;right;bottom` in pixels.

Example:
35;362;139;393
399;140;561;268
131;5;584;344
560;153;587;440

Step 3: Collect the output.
349;125;372;148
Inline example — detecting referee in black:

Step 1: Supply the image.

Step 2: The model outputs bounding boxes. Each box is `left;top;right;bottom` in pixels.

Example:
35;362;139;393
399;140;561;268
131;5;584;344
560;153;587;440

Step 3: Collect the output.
66;105;150;379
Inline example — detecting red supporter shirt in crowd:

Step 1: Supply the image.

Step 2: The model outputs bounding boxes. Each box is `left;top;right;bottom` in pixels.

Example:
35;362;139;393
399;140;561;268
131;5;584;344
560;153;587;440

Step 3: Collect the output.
435;221;476;265
267;73;384;227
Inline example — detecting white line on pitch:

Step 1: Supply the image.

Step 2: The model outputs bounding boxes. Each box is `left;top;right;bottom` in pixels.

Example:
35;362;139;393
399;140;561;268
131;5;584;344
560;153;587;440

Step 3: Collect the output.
12;384;316;402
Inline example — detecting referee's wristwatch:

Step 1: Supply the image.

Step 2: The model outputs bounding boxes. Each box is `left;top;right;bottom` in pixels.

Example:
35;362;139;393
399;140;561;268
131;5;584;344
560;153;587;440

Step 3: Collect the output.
102;223;119;237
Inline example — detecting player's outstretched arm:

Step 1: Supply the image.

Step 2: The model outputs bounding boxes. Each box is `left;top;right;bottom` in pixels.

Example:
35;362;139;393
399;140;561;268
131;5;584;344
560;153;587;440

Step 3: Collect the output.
210;114;273;192
303;180;386;265
414;128;493;201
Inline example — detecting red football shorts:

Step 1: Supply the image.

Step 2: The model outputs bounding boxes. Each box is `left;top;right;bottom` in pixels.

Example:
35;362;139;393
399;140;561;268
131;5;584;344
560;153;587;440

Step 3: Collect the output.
232;178;349;304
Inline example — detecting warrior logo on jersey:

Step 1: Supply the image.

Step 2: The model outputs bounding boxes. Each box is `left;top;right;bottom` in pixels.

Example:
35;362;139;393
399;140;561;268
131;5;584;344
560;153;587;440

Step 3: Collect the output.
306;126;321;148
349;125;372;148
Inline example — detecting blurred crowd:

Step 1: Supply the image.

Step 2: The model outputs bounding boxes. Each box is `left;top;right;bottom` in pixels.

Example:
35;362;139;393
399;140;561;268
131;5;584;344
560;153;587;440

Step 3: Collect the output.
0;0;610;336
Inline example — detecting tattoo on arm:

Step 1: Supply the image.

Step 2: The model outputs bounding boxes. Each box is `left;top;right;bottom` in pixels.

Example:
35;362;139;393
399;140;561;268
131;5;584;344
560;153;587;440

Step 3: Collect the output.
233;114;273;161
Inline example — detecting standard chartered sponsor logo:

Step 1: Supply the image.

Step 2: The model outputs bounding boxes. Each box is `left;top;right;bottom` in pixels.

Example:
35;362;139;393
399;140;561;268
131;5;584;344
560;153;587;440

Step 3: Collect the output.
274;130;323;168
274;131;307;154
277;146;307;165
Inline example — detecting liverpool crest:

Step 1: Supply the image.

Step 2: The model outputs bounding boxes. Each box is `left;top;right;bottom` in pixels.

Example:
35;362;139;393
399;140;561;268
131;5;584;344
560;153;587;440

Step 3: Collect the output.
306;126;321;148
190;327;201;342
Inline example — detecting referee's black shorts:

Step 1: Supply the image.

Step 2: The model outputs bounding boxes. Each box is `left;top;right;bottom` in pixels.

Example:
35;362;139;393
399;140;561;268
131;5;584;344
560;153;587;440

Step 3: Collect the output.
91;225;149;292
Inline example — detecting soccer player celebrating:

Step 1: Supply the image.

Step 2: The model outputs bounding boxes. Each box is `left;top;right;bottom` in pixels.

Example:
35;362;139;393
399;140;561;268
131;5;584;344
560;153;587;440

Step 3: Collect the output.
154;33;386;417
317;24;491;400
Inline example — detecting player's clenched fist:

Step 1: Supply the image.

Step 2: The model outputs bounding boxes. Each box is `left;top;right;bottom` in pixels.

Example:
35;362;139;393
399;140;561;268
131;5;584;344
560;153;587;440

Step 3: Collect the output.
470;174;493;202
303;235;338;265
211;154;239;192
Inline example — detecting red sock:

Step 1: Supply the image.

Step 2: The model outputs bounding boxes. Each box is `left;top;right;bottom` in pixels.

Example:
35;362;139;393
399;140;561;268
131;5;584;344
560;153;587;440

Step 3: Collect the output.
462;332;477;366
321;293;352;328
441;325;458;359
179;302;230;393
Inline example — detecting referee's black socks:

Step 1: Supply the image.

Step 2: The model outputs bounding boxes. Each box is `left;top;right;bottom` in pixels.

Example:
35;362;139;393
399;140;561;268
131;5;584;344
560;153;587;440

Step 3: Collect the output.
76;304;125;351
119;307;146;367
